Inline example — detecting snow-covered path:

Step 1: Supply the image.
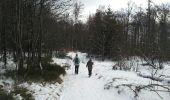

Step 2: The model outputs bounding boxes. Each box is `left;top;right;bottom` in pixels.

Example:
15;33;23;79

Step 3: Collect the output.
54;52;170;100
59;62;124;100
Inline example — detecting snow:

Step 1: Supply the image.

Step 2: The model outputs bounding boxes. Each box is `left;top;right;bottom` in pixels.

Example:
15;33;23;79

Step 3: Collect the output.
58;52;170;100
14;94;23;100
0;58;16;74
59;62;129;100
52;58;72;67
0;77;14;93
0;52;170;100
20;82;63;100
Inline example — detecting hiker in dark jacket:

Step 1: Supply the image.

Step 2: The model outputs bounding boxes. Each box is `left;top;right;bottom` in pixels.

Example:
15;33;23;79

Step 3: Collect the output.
86;58;94;77
73;54;80;74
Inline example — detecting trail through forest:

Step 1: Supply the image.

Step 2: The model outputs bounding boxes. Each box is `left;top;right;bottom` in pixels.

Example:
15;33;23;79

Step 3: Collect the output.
59;62;124;100
53;52;170;100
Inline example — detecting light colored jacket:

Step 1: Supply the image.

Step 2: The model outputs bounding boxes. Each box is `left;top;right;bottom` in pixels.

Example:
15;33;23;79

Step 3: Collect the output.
73;57;80;66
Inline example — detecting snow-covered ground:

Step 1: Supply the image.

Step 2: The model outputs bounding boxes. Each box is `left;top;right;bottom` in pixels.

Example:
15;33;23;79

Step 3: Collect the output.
19;82;63;100
59;60;126;100
0;52;170;100
0;58;16;91
54;52;170;100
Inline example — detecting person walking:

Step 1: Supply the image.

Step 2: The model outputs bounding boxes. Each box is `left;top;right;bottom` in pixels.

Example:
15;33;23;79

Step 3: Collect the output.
86;58;94;77
73;54;80;74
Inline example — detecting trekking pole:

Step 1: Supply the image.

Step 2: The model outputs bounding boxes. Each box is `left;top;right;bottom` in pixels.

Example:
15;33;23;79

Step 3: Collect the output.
72;64;74;75
72;63;74;75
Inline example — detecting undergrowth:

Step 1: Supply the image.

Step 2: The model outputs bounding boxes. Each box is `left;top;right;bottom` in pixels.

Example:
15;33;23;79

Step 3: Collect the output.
0;88;14;100
25;56;66;83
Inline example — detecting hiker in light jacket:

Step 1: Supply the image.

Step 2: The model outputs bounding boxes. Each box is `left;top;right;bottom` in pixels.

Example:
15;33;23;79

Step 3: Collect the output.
73;54;80;74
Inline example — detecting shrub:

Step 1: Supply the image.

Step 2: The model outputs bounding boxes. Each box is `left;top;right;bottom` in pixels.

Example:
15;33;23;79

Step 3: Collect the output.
3;56;66;83
41;56;53;64
26;57;66;83
0;93;14;100
56;50;67;58
11;87;34;100
43;63;66;82
0;88;14;100
3;70;17;80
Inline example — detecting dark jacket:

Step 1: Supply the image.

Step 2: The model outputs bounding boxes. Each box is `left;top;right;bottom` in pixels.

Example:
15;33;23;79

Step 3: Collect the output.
86;60;93;70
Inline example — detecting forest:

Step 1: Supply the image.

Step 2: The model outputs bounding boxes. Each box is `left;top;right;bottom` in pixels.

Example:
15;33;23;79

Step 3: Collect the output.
0;0;170;100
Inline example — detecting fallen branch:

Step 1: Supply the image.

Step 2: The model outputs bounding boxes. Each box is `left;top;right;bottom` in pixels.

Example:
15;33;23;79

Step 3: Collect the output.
115;83;170;99
138;73;170;83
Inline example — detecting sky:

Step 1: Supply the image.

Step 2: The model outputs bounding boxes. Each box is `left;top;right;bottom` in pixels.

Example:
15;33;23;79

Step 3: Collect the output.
78;0;170;21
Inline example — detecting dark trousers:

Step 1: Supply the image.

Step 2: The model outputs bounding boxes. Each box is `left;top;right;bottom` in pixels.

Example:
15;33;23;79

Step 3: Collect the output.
75;65;79;74
88;69;92;77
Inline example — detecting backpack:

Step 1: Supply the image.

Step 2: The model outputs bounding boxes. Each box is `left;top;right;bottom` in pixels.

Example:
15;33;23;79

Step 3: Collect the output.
75;57;79;64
